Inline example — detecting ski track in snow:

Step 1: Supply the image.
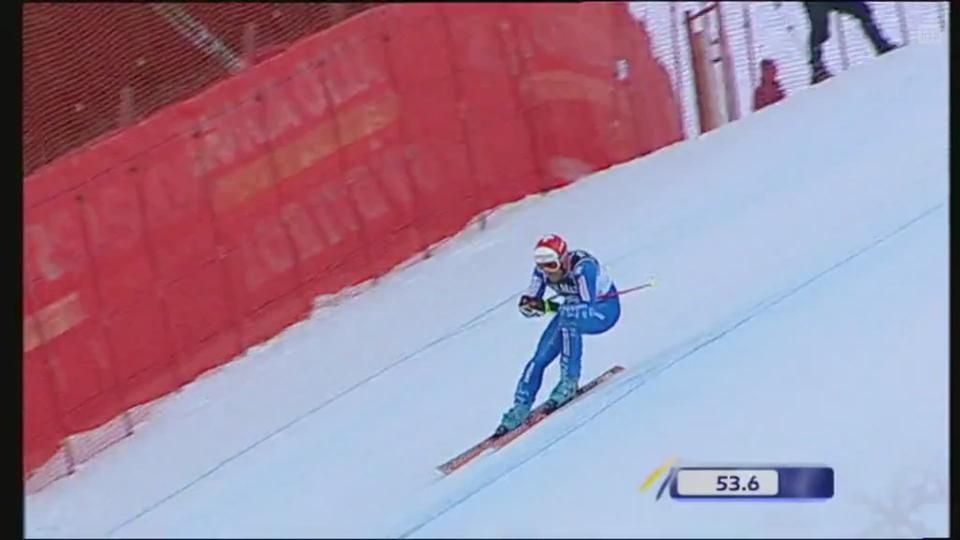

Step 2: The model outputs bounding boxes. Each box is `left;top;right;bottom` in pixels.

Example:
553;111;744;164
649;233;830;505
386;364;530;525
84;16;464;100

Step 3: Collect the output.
396;201;945;538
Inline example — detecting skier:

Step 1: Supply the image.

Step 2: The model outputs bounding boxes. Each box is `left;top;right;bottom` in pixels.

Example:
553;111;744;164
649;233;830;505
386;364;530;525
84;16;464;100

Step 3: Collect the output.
495;234;621;436
802;1;897;84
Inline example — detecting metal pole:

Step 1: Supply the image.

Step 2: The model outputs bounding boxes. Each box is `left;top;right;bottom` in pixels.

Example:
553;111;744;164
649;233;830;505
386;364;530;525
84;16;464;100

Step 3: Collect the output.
669;2;686;139
896;2;910;45
835;14;849;70
243;22;257;68
118;86;135;129
683;10;703;135
151;4;244;73
715;3;740;121
743;2;758;92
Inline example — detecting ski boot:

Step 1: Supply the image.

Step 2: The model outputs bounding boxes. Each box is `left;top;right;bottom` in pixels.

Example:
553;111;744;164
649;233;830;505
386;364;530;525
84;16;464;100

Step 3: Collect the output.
876;41;897;55
811;62;833;85
810;61;833;84
544;377;578;412
494;402;531;437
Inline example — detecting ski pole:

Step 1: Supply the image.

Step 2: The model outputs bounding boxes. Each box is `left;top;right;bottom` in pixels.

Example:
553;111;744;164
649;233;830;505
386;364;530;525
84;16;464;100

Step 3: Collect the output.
544;278;656;312
600;278;657;300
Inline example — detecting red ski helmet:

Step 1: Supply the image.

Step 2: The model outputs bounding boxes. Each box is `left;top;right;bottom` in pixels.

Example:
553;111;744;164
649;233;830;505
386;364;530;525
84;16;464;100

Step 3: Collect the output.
534;234;567;273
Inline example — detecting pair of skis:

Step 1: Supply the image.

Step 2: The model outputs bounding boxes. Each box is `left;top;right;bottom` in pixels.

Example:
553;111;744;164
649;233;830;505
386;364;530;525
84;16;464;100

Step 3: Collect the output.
437;278;653;475
436;365;625;475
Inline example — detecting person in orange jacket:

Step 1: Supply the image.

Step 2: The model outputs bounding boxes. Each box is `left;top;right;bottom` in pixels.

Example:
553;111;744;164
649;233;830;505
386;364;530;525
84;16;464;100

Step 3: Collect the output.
753;58;786;111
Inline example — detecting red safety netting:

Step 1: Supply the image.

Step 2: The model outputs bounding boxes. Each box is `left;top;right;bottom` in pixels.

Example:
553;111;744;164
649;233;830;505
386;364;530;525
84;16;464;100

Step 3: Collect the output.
23;2;380;176
24;2;685;494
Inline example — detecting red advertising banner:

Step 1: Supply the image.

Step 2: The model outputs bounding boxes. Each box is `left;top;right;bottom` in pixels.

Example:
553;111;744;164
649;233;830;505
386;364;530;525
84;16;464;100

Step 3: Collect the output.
23;2;682;485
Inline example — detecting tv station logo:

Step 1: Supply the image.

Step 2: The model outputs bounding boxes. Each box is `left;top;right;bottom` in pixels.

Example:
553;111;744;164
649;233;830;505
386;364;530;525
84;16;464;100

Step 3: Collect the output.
916;23;945;46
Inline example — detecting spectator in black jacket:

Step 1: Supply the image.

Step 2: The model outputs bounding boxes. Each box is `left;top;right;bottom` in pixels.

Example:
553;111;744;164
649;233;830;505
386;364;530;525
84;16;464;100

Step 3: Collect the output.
804;1;897;84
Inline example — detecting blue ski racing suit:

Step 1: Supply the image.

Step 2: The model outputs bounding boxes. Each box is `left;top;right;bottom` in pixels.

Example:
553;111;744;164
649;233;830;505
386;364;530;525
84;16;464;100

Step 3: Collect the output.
500;250;620;431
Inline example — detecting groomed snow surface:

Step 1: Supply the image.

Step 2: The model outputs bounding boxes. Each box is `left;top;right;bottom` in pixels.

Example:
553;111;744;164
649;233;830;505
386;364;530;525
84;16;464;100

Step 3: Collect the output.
25;40;948;538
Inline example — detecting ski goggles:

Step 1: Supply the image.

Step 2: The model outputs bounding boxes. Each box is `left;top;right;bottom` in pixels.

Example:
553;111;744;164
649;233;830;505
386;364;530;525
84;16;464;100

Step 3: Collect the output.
536;259;561;273
534;252;563;273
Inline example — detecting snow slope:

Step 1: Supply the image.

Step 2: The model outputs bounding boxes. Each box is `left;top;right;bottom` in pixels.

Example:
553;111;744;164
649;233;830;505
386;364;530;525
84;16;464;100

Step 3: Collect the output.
25;40;948;539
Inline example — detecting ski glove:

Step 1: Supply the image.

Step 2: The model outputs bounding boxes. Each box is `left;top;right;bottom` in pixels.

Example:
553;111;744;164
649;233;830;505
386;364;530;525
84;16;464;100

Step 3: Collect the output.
519;295;559;318
519;295;544;317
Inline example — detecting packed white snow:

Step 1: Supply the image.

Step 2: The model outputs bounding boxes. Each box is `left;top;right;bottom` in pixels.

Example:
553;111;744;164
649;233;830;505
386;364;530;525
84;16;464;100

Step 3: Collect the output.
26;38;948;539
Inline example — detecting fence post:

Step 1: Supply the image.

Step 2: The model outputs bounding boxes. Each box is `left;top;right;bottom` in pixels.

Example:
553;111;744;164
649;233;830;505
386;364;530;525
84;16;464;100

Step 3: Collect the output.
118;86;136;129
614;4;643;158
835;15;849;71
251;82;311;307
668;2;686;139
895;3;910;45
127;160;186;415
497;9;548;192
243;22;257;68
315;53;375;284
73;193;137;438
192;118;244;372
714;3;740;122
684;10;698;132
685;6;723;135
742;3;757;92
377;15;430;258
24;281;79;477
437;4;486;231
